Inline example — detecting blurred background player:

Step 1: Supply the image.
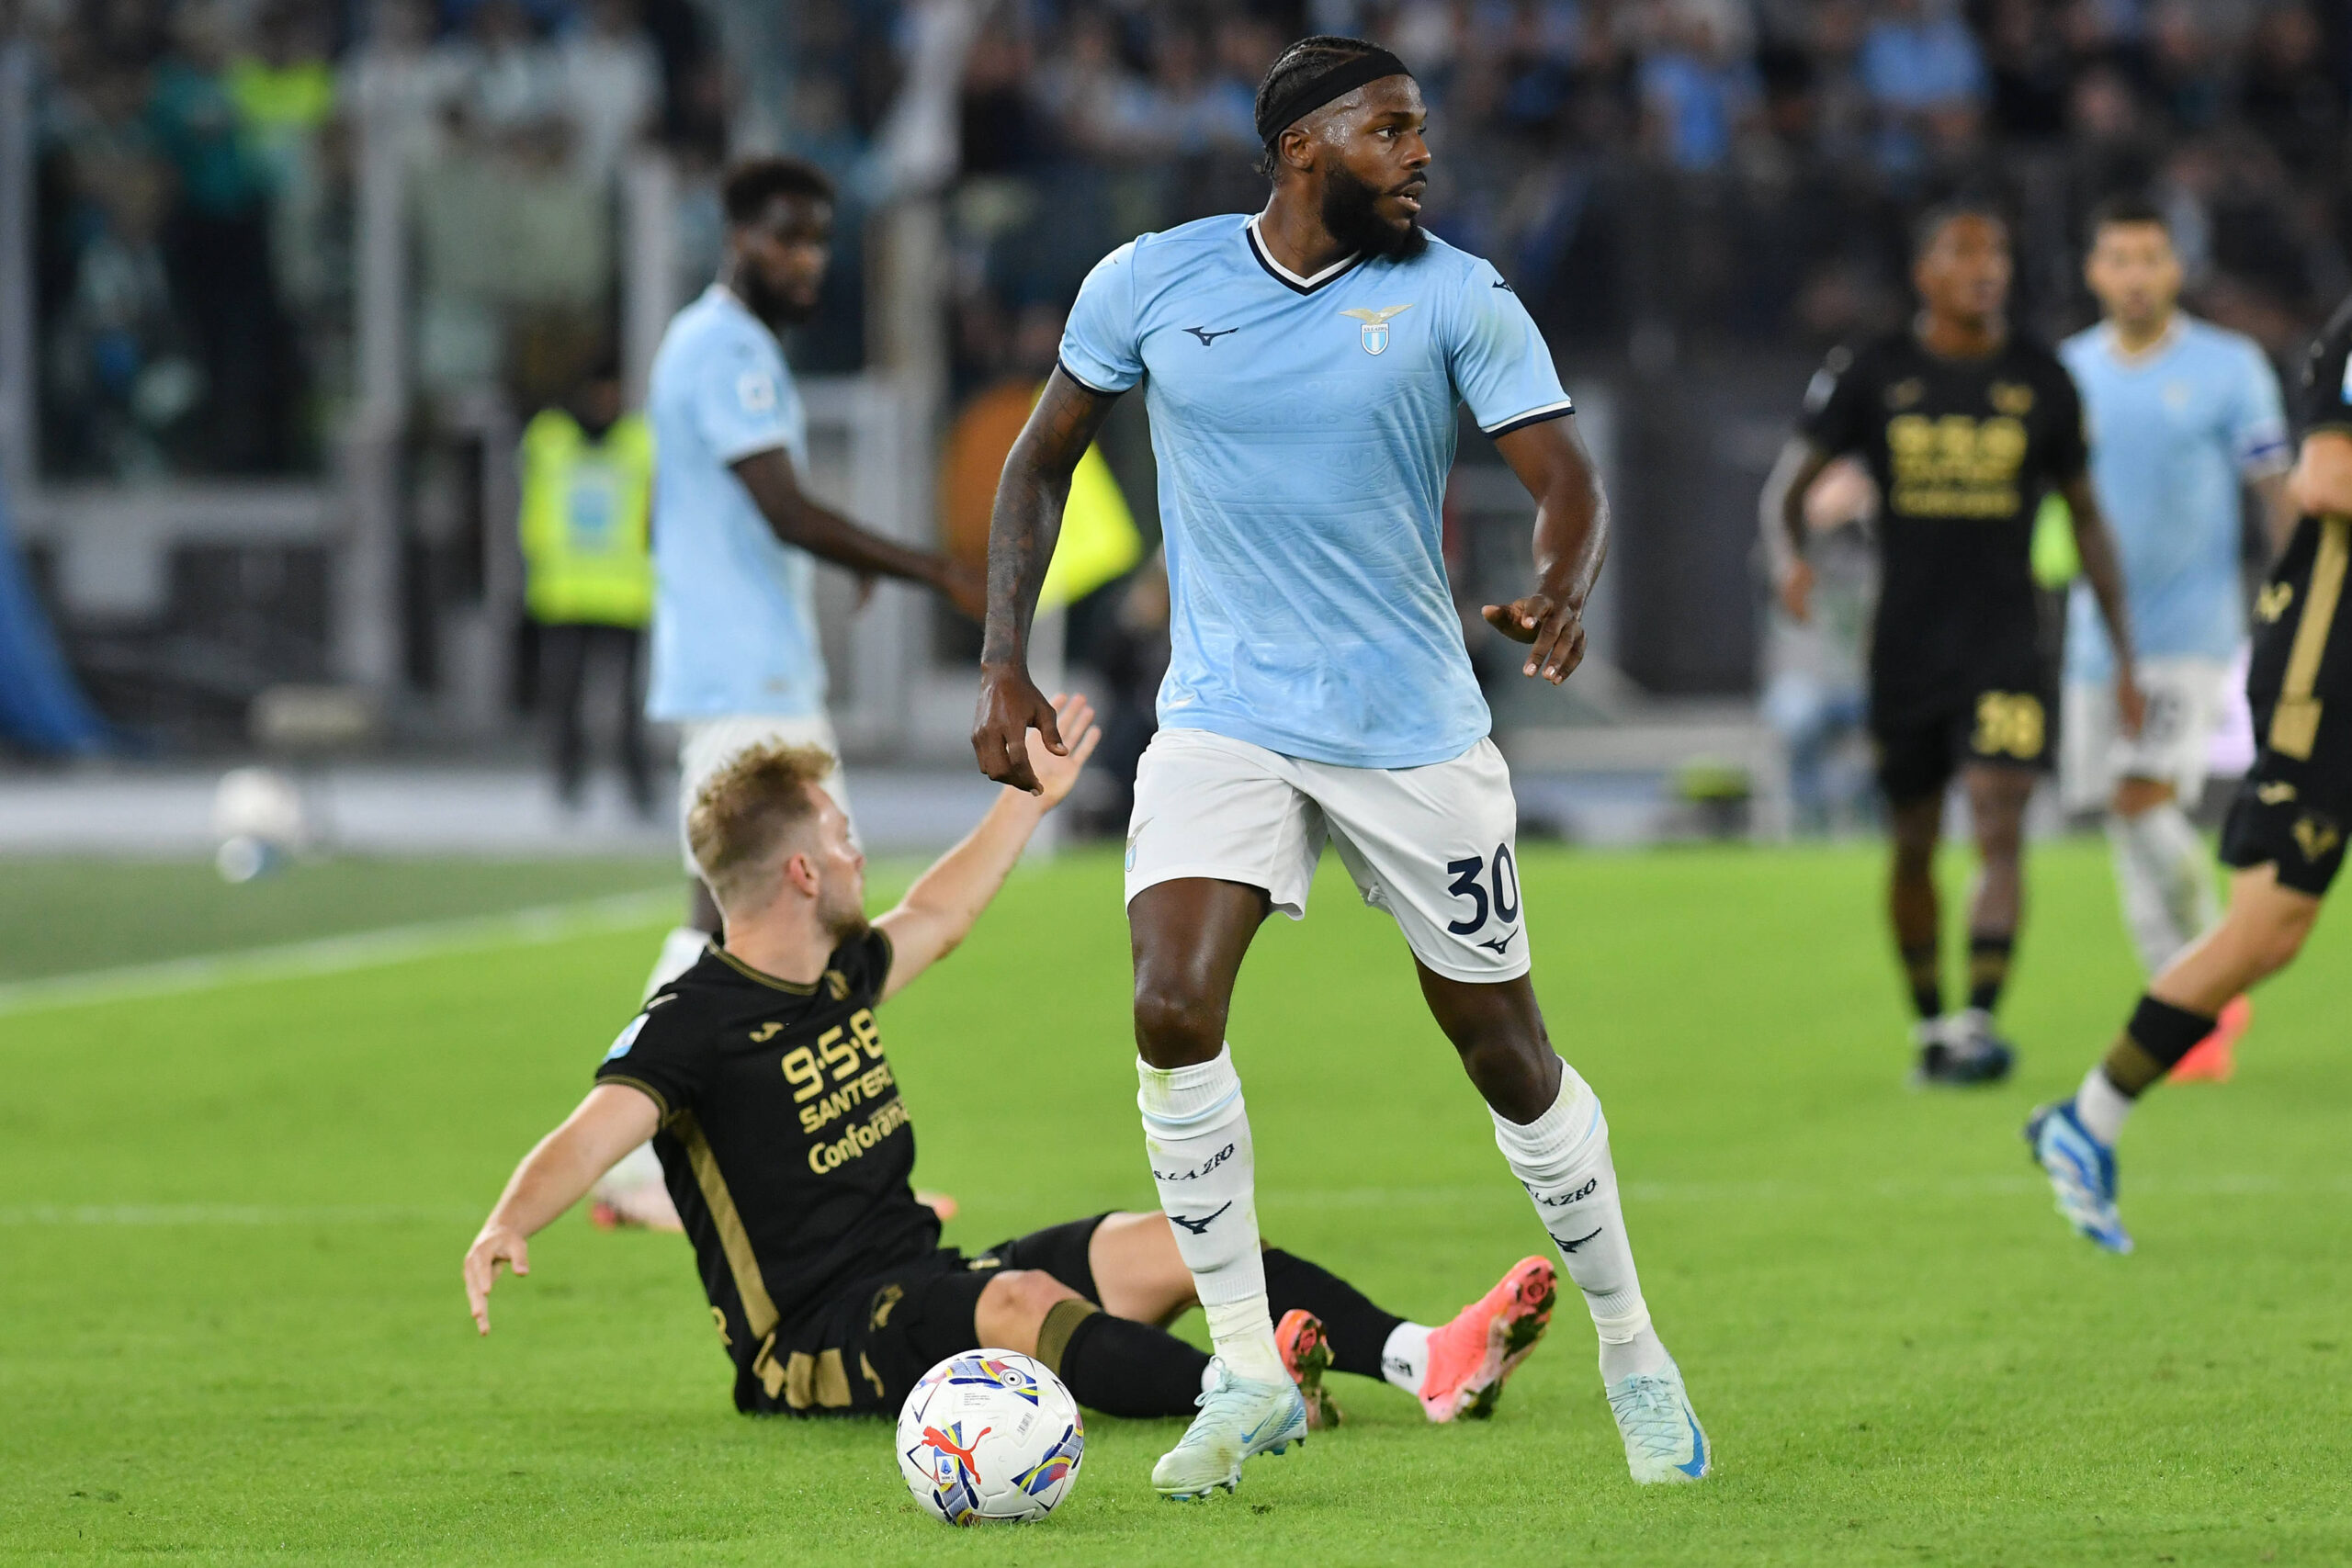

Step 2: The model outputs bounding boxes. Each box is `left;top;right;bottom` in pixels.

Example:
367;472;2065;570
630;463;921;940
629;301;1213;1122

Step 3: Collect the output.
975;37;1707;1498
466;698;1563;1430
1759;456;1880;836
2058;196;2294;1086
1764;206;2143;1087
594;155;986;1225
517;355;655;818
2030;291;2352;1254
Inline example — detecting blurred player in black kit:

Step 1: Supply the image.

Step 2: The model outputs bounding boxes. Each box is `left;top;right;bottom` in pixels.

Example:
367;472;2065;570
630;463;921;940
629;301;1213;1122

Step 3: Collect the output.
1762;205;2144;1085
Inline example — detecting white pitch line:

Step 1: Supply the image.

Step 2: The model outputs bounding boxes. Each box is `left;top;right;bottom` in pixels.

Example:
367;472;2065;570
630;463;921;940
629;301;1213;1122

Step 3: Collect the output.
0;888;675;1021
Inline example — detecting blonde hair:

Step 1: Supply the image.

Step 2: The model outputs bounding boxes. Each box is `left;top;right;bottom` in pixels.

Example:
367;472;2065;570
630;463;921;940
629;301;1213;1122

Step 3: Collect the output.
686;742;835;908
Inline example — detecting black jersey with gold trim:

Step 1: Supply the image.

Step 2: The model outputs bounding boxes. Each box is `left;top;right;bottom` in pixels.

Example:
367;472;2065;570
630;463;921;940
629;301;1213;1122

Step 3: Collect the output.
1800;332;2086;711
594;930;939;1410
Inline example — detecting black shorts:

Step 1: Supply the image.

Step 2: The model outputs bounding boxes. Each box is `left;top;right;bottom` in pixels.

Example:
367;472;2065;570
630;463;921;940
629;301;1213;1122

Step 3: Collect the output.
2220;517;2352;896
1871;677;2056;804
756;1213;1112;1417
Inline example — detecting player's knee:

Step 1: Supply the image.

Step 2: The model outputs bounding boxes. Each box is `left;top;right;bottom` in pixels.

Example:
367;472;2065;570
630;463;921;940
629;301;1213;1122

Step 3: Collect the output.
1131;980;1227;1061
2250;899;2320;976
974;1269;1081;1354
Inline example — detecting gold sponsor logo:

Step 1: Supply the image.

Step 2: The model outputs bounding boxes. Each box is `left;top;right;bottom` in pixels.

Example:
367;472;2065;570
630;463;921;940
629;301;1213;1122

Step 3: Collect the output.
1885;378;1923;409
823;969;850;1001
1886;413;2028;518
750;1022;781;1043
2293;814;2341;862
1989;380;2036;416
2256;781;2298;805
807;1097;911;1173
797;1061;898;1134
2256;581;2296;623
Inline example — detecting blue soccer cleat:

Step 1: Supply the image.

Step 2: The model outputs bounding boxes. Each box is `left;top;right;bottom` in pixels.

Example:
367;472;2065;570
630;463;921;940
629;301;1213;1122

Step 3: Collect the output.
2026;1100;2133;1254
1606;1358;1711;1483
1150;1359;1309;1502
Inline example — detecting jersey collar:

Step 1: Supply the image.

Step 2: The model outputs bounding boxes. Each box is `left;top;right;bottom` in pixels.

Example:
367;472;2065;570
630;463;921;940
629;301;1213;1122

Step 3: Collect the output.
711;944;819;995
1245;215;1362;295
2098;314;2185;369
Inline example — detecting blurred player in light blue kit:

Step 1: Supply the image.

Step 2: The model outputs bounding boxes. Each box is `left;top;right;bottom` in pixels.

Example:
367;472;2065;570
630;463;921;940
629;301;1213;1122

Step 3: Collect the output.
2058;196;2294;1081
595;156;983;1227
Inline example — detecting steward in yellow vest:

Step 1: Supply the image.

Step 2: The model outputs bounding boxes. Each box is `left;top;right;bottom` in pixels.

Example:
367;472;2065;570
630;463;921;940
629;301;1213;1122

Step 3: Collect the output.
519;368;656;814
519;403;655;628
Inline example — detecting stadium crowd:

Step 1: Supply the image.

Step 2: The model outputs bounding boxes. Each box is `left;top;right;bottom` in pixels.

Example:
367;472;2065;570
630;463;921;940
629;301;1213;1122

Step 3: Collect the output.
951;0;2350;393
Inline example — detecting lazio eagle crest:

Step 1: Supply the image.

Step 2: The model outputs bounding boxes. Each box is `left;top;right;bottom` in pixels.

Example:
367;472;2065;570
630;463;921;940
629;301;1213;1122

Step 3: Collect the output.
1340;304;1414;355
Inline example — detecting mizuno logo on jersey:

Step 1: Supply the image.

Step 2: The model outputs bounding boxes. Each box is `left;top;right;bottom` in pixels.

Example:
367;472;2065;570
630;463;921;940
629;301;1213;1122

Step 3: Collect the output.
1184;325;1240;346
1340;304;1414;355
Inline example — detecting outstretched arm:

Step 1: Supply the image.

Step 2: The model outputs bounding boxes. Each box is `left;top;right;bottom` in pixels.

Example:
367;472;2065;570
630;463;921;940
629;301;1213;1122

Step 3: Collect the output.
462;1084;660;1334
1759;438;1835;623
2060;471;2145;737
883;692;1100;998
732;449;985;618
1482;415;1611;684
972;370;1122;792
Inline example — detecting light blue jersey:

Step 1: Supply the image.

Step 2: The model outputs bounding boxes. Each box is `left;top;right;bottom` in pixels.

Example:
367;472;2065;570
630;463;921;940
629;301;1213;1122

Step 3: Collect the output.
2061;316;2289;682
1060;215;1572;768
645;285;822;720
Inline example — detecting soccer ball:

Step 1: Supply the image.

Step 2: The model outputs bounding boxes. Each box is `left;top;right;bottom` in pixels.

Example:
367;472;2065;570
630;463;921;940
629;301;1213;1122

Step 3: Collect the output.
896;1349;1084;1525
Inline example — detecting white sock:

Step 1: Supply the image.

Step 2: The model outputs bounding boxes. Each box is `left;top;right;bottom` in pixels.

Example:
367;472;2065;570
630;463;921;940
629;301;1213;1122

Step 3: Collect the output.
2074;1064;2133;1146
642;925;712;1002
2106;805;2219;975
1492;1057;1671;1384
1137;1046;1284;1384
1380;1321;1432;1394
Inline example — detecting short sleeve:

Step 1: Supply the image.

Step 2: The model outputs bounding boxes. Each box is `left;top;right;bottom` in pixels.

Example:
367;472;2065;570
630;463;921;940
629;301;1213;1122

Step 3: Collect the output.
691;325;795;466
1796;344;1869;455
593;998;707;1121
1058;242;1145;396
2296;310;2352;437
1447;262;1573;436
831;927;896;1003
2230;341;2291;476
2037;360;2087;481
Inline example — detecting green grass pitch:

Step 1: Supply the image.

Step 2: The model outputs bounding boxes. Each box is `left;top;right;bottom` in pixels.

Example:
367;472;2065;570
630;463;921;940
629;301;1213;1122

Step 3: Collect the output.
4;840;2348;1564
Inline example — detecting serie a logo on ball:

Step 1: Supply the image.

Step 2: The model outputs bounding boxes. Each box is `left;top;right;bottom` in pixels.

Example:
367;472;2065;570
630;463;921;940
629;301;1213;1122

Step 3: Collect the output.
896;1350;1085;1525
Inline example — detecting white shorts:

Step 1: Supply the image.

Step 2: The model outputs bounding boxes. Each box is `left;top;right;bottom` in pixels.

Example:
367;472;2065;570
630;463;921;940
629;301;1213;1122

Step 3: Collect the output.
2061;657;2233;813
675;712;855;875
1124;728;1529;983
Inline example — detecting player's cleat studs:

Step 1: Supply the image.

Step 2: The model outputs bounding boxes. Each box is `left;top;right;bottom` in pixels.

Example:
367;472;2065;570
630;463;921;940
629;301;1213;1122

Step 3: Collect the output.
1420;1256;1557;1423
1274;1309;1342;1430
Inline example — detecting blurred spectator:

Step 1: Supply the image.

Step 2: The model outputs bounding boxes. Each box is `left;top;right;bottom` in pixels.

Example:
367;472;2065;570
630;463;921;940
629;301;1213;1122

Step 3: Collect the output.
1761;457;1878;833
559;0;660;184
228;1;339;330
1637;6;1761;173
1856;0;1985;176
2238;3;2341;183
147;0;300;470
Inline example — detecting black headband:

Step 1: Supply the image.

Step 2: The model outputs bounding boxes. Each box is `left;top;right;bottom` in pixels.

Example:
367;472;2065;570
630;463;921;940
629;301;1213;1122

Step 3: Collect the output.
1255;48;1415;147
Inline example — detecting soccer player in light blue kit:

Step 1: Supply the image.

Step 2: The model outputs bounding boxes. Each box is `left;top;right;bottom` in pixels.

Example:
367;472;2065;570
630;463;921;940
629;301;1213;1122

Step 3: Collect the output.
2058;196;2293;1080
597;157;983;1226
974;37;1707;1497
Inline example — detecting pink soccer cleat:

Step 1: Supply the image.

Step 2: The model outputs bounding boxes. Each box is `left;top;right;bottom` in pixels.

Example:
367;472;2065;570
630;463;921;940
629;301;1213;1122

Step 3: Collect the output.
1274;1308;1342;1430
1419;1256;1557;1423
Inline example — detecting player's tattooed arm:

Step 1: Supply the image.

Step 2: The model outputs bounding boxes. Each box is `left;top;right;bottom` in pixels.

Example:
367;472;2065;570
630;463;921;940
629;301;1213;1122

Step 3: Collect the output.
1485;414;1610;684
1758;438;1835;623
974;368;1122;792
2058;470;2147;737
730;449;986;619
463;1084;659;1335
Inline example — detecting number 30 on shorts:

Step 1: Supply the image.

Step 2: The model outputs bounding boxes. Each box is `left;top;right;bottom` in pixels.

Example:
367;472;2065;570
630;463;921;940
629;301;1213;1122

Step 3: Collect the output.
1445;845;1521;935
1972;692;2045;761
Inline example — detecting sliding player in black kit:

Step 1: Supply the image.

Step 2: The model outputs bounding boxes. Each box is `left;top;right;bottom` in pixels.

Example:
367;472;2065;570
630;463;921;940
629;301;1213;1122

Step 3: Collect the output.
1762;205;2143;1085
2028;293;2352;1251
464;694;1557;1432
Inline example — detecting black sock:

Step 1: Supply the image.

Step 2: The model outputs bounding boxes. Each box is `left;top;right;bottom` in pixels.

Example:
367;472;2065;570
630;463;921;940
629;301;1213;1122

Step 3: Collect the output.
1261;1247;1406;1382
1900;942;1941;1020
2103;994;2218;1091
1046;1302;1207;1418
1968;932;2014;1014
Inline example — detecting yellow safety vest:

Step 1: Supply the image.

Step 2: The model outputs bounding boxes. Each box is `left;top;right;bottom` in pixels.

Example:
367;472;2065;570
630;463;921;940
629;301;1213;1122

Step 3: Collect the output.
518;408;655;626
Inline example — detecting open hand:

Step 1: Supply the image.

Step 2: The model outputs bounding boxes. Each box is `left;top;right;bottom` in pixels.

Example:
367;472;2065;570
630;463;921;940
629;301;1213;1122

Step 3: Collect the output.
972;664;1067;794
463;1224;530;1336
1481;591;1588;685
1027;693;1102;807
